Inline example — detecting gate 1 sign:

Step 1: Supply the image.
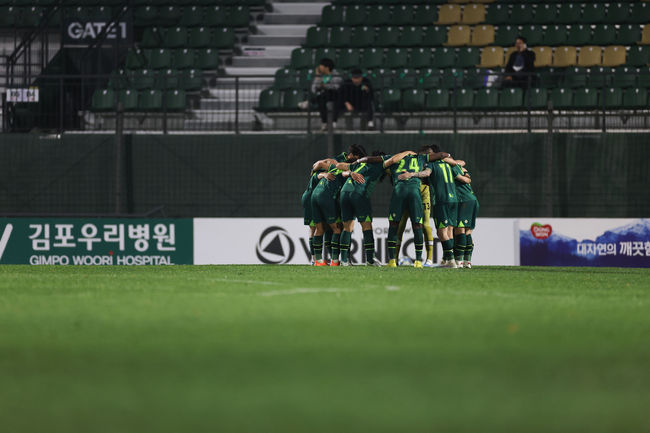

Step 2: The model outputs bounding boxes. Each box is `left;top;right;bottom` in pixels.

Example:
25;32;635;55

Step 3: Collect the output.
0;219;193;265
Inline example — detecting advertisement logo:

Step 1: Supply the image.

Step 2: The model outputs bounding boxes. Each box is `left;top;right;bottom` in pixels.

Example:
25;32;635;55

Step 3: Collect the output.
0;224;13;261
530;222;553;240
256;226;295;264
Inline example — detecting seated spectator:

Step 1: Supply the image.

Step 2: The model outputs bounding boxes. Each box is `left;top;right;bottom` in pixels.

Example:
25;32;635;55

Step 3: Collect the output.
298;57;343;131
338;68;375;129
504;36;536;89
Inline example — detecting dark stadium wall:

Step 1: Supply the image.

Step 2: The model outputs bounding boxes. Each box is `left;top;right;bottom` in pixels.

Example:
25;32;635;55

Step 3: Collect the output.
0;133;648;218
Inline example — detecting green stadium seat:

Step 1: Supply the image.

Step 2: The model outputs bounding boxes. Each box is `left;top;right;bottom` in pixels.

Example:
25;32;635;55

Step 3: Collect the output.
485;4;509;25
397;27;423;47
422;26;447;46
164;89;187;112
228;6;250;28
134;6;158;25
495;25;519;46
409;48;432;69
361;48;384;70
305;26;328;47
368;68;391;88
180;6;203;26
526;87;548;109
350;26;375;48
417;69;441;89
391;5;414;26
108;69;129;91
537;67;562;89
402;88;426;111
636;67;650;88
195;48;220;70
463;68;485;89
367;5;390;26
329;26;351;47
314;48;335;64
425;89;450;110
440;68;464;89
172;49;195;69
616;24;641;46
380;88;401;112
118;89;139;111
603;87;623;108
573;88;599;109
133;69;156;90
567;25;592;46
499;88;524;109
344;5;365;26
274;68;297;90
337;48;360;70
164;27;187;48
588;67;613;88
412;5;437;26
320;5;343;26
549;88;573;109
125;48;148;70
431;47;456;69
0;6;19;27
158;6;181;26
212;28;235;49
377;27;400;47
628;3;650;24
155;69;179;90
22;7;44;27
590;25;617;46
603;3;630;24
627;46;650;67
392;69;417;89
475;88;498;109
581;4;606;24
386;48;409;69
556;4;581;25
91;89;115;112
531;3;556;24
203;6;228;27
290;48;313;70
298;69;315;90
453;88;474;109
257;88;281;112
149;48;172;69
614;67;638;88
520;25;544;47
622;87;648;108
179;69;203;91
188;27;211;48
510;4;534;24
544;25;567;46
282;89;305;111
456;47;480;68
141;27;163;48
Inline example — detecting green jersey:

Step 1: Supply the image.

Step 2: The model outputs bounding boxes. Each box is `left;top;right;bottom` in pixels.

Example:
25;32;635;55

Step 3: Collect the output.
304;152;348;193
341;161;385;197
386;154;430;188
429;160;458;204
452;165;477;202
313;163;346;200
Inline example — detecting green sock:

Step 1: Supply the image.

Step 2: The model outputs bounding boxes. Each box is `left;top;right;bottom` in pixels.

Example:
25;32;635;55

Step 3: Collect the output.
331;233;340;262
442;239;454;261
413;227;423;262
362;229;375;263
324;230;332;261
340;231;352;263
309;237;314;259
387;226;398;260
454;234;466;262
313;235;324;261
465;234;474;262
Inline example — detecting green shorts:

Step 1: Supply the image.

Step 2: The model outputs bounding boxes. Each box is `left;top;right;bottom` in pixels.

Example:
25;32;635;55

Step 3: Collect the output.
388;184;423;224
340;191;373;223
433;202;458;229
457;200;479;229
301;189;313;226
311;191;340;225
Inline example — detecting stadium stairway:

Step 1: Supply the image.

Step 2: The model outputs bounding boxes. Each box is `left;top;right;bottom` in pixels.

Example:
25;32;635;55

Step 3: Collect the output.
189;0;325;130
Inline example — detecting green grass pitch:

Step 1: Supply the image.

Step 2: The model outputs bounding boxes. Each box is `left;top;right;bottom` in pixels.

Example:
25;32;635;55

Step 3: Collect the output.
1;265;649;433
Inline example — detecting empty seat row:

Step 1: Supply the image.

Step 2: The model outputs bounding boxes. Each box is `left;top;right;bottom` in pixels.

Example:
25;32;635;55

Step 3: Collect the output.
486;2;650;25
125;48;221;70
108;69;204;91
91;88;188;112
133;5;249;27
495;24;644;47
139;27;235;49
321;4;439;27
481;45;627;68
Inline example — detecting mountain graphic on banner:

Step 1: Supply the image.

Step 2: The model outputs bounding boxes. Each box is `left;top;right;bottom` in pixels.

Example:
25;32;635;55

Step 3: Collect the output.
263;235;284;256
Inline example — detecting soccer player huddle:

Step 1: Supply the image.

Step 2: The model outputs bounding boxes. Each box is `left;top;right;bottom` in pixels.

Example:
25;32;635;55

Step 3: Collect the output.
301;143;479;268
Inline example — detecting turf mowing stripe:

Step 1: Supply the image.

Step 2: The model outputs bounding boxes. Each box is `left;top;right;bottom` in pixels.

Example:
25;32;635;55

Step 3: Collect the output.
259;288;351;297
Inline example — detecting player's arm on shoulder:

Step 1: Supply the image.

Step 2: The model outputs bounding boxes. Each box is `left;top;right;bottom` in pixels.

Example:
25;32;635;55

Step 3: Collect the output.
397;167;431;181
442;157;465;167
455;172;471;184
312;158;337;172
356;156;383;164
383;150;416;168
336;162;351;171
427;151;451;162
318;172;335;181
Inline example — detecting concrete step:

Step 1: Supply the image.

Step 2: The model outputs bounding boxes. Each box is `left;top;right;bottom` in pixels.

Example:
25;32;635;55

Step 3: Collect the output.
231;55;288;68
223;66;280;76
240;45;297;57
271;2;327;14
255;24;311;36
247;35;305;45
263;13;320;25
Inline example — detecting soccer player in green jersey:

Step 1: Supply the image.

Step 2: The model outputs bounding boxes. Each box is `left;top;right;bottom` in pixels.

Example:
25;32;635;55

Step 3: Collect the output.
452;163;478;269
335;151;389;266
429;144;460;268
310;145;366;266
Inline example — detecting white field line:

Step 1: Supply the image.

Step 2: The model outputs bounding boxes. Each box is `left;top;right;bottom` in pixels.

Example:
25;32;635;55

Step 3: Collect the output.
385;286;400;291
210;278;282;286
259;287;351;297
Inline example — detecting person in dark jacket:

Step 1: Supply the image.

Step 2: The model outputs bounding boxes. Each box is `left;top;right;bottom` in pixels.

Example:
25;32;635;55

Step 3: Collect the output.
504;36;536;89
338;68;375;129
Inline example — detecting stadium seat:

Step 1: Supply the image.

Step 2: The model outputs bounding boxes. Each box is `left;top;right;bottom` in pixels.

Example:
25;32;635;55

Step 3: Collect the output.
616;24;641;46
149;48;172;69
602;46;626;68
118;89;139;111
462;4;485;25
274;68;297;90
457;47;480;68
431;47;456;68
410;48;432;69
133;69;156;90
158;6;182;26
588;66;613;88
622;87;648;108
361;48;384;70
367;5;391;26
138;89;162;111
350;27;375;47
422;26;447;46
91;89;115;112
212;28;235;49
188;27;211;48
499;88;523;109
125;48;148;70
565;67;588;88
549;88;573;109
402;88;426;111
614;66;638;88
380;88;401;112
602;87;622;108
179;69;203;92
577;46;602;68
581;3;606;24
537;67;563;89
320;5;343;26
495;25;518;46
446;25;471;46
603;2;630;24
553;46;577;68
344;5;365;26
475;88;498;109
556;4;581;25
412;5;438;26
453;88;474;109
543;25;567;46
436;4;462;25
567;25;592;47
306;27;328;47
627;46;650;67
440;68;464;89
290;48;313;70
257;88;282;112
298;69;315;90
163;27;187;48
629;2;650;24
532;3;556;24
470;25;494;46
377;27;400;47
510;4;534;24
203;6;228;27
164;89;187;112
520;25;544;47
314;48;335;64
640;24;650;45
479;46;504;68
282;89;305;111
155;69;179;90
532;46;553;68
135;6;158;26
141;27;163;48
463;68;486;89
393;69;417;89
180;6;203;26
526;87;548;109
391;5;414;26
590;25;617;46
228;6;250;28
425;89;450;110
195;48;220;70
329;26;352;47
386;48;409;69
337;48;360;70
398;27;423;47
485;4;509;25
417;69;442;89
573;88;599;109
